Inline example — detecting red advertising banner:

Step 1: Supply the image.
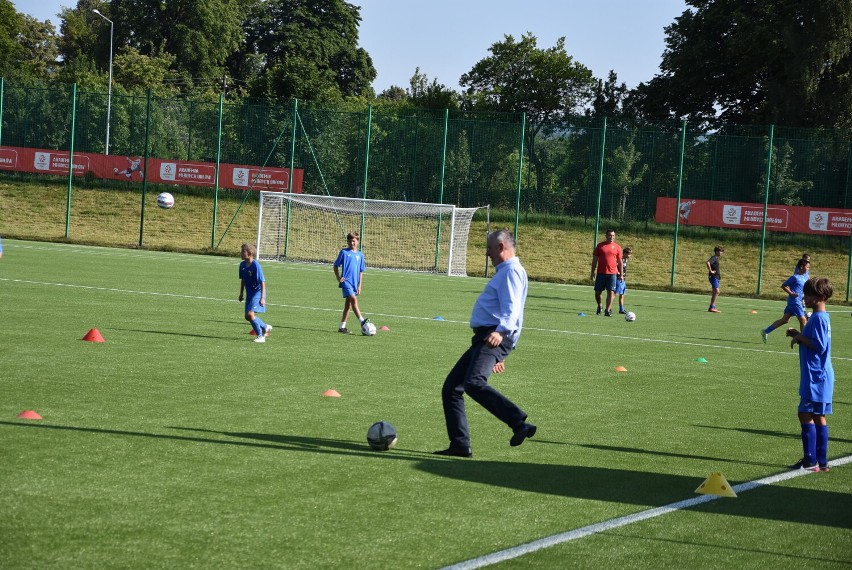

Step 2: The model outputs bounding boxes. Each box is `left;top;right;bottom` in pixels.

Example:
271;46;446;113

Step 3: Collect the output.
0;146;303;193
655;197;852;237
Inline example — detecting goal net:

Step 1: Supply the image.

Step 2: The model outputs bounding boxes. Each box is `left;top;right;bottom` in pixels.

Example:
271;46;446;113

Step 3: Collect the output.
257;193;482;276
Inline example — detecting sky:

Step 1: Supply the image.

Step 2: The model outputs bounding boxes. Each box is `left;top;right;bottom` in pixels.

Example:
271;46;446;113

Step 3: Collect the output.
12;0;688;93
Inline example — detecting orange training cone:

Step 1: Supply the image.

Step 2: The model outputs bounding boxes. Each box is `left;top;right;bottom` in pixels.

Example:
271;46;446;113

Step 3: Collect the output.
249;329;257;335
615;366;628;372
17;410;43;420
323;389;341;398
82;328;105;342
380;326;390;331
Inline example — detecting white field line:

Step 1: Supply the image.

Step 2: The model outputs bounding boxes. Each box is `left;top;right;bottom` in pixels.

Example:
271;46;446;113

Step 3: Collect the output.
2;276;851;361
441;454;852;570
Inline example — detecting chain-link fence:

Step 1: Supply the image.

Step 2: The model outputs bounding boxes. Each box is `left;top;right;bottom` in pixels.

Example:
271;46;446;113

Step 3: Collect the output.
1;80;849;300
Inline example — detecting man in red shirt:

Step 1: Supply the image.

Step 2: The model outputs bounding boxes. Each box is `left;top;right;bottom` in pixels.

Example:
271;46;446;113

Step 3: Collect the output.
590;229;624;317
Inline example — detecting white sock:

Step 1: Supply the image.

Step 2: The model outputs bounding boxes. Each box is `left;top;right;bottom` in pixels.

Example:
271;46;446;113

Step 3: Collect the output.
340;322;347;329
359;317;365;324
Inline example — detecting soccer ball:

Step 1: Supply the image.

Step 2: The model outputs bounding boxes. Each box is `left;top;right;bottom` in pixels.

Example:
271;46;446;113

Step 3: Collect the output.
624;311;636;322
361;321;377;336
367;421;398;451
156;192;175;209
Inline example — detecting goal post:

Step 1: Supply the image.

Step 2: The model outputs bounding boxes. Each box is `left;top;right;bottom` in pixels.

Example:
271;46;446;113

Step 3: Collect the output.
257;193;483;276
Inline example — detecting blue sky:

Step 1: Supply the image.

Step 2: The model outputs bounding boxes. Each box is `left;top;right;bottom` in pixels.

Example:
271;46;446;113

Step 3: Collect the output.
13;0;687;93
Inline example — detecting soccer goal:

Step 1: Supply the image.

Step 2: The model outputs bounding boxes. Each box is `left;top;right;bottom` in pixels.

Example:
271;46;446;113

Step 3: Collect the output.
257;193;485;276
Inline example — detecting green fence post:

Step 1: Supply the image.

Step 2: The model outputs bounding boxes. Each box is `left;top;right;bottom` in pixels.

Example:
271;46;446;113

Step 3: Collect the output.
756;124;775;296
592;116;607;248
514;112;526;238
0;78;4;145
435;108;449;271
211;93;224;249
846;231;852;303
65;83;77;239
283;98;299;259
671;120;687;287
139;88;153;247
360;105;373;244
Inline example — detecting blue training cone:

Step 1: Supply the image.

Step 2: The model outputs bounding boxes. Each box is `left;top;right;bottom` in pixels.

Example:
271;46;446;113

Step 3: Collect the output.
578;312;587;317
433;316;445;321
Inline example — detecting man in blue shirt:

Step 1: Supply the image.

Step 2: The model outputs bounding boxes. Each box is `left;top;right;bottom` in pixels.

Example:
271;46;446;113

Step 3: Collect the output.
434;229;535;458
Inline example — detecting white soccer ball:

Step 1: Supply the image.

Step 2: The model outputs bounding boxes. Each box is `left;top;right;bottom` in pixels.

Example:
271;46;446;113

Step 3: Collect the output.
156;192;175;209
361;321;377;336
625;311;636;322
367;421;398;451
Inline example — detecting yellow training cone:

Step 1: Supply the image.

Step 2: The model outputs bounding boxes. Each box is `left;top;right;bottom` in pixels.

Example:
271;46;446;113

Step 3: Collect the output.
695;472;737;497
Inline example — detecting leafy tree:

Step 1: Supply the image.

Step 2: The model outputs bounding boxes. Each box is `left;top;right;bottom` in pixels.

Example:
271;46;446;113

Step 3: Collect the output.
635;0;852;129
0;1;59;82
240;0;376;101
587;70;628;118
460;33;596;200
608;131;648;219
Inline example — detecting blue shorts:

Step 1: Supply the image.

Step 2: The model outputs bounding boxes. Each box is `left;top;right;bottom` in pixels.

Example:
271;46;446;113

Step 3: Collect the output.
615;280;626;295
341;284;358;298
244;290;266;314
594;274;617;293
709;276;720;290
798;399;832;415
785;302;806;318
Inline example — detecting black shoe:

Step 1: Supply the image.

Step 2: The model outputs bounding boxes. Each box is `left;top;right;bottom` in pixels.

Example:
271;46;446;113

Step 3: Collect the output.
596;306;602;315
787;458;818;471
510;423;537;447
432;447;472;458
604;310;612;317
618;309;627;314
338;327;353;335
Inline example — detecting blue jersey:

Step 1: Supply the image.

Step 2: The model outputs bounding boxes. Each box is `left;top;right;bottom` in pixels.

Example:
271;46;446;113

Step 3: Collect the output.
798;311;833;403
783;272;808;310
239;259;265;293
334;248;365;289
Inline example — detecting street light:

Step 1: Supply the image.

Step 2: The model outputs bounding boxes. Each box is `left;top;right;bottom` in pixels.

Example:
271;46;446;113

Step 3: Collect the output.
93;9;113;155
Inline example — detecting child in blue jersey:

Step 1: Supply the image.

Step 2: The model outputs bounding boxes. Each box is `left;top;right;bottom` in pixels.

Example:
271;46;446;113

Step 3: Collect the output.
238;243;271;343
761;258;810;343
333;232;369;335
0;235;3;258
616;247;632;314
785;277;834;472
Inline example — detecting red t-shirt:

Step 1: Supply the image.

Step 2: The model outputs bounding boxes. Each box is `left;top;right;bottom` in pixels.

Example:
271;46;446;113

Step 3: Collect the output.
593;242;623;275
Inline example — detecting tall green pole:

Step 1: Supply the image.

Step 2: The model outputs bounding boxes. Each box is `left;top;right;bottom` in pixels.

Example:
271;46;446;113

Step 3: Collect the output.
360;105;372;241
514;113;526;238
592;116;607;247
284;98;299;259
64;83;77;239
671;120;687;287
0;78;5;145
435;108;449;271
756;124;775;295
139;89;153;247
211;93;224;248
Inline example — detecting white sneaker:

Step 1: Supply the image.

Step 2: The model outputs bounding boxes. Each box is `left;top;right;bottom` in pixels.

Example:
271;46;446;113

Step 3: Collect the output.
253;335;266;343
264;324;273;337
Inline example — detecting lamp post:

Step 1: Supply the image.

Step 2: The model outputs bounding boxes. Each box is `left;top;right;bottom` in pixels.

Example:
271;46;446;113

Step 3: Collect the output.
93;9;113;155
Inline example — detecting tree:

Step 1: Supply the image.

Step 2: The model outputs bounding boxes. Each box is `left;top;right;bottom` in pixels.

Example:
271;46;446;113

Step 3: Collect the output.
0;1;58;82
460;33;596;200
635;0;852;129
240;0;376;101
587;70;628;118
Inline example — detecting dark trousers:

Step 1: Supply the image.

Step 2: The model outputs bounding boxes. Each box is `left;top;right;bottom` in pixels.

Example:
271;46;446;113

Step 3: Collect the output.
440;327;528;448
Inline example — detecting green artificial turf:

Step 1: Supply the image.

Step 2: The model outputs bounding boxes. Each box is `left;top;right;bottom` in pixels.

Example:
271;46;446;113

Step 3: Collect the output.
1;239;850;568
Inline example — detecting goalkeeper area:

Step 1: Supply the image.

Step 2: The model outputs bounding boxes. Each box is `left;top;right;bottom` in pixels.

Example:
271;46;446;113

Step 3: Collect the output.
256;193;485;276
